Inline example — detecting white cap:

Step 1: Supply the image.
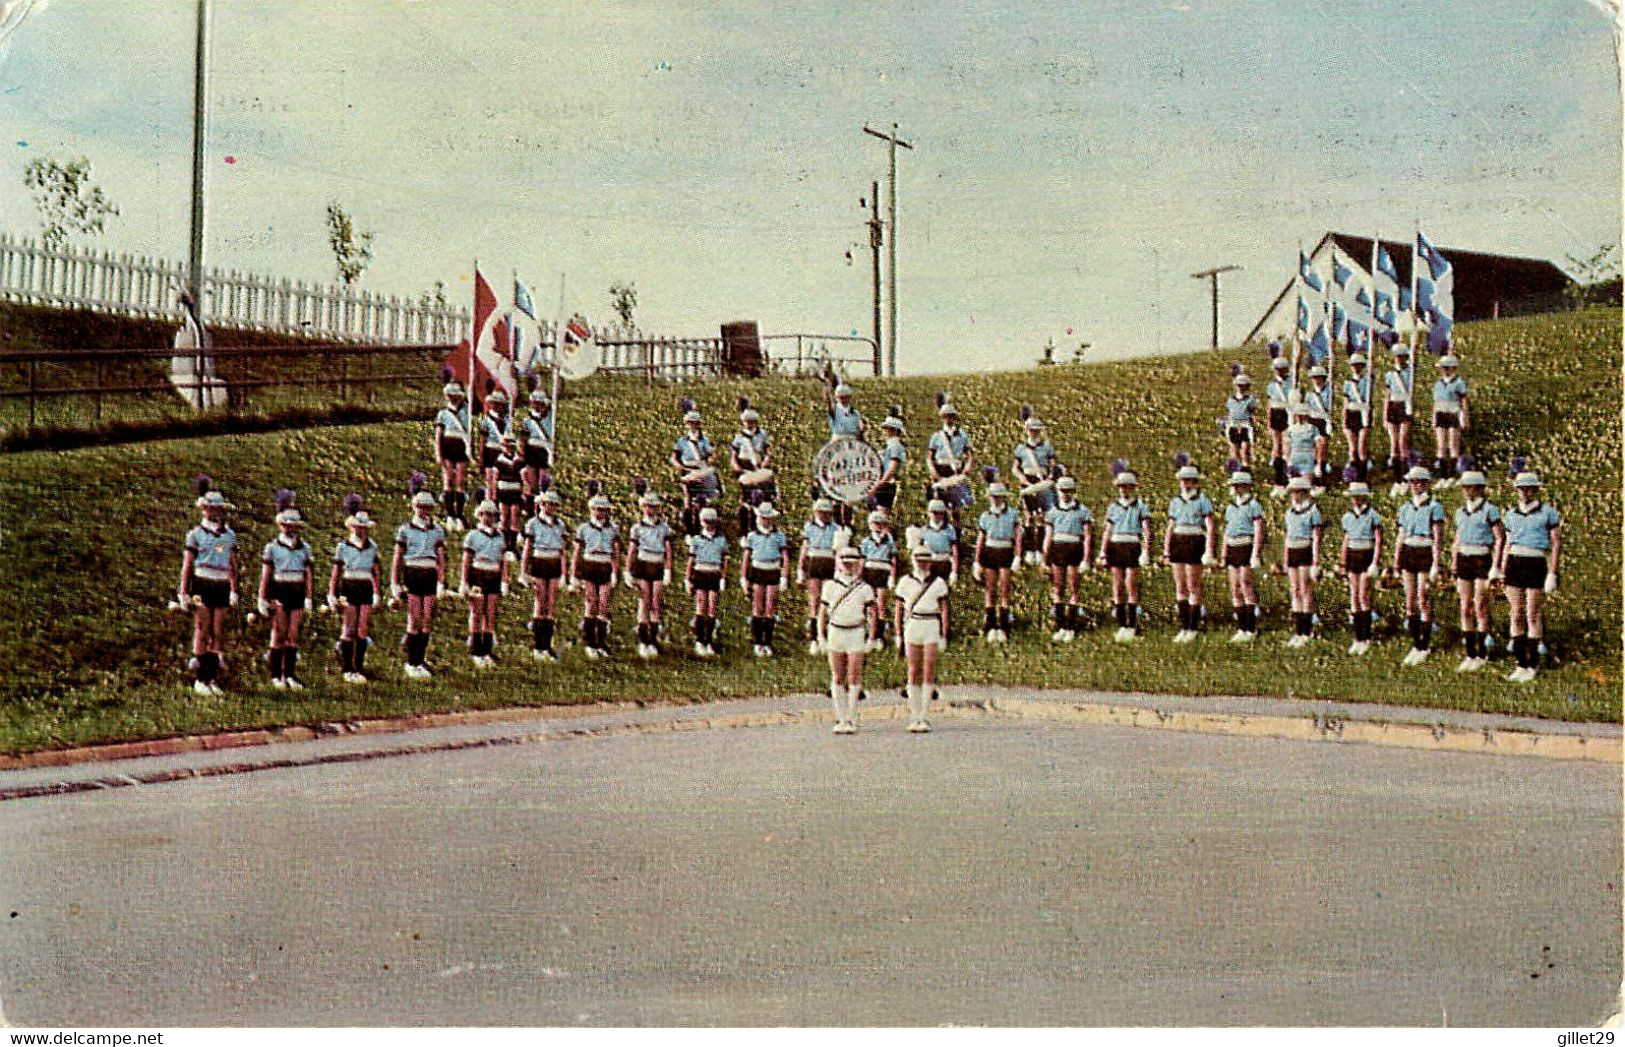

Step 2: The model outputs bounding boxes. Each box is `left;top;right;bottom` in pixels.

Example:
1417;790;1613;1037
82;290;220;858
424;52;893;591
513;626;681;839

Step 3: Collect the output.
838;546;862;561
813;498;834;513
410;492;436;508
276;508;305;526
475;500;499;517
1271;356;1290;369
1347;482;1372;497
1023;417;1044;430
640;491;663;507
443;382;464;397
1113;471;1138;486
345;511;376;529
1405;466;1433;482
881;415;905;431
739;408;760;423
834;384;853;397
529;389;549;403
1438;354;1460;368
196;490;234;510
1513;471;1542;488
1308;365;1328;378
755;503;780;519
910;544;935;559
1056;476;1077;491
1349;354;1368;366
1229;471;1253;486
867;510;890;524
938;402;959;417
1287;476;1312;491
1233;373;1251;386
987;483;1010;498
538;490;562;504
588;495;612;510
1458;470;1488;487
1176;465;1201;481
683;410;702;424
928;499;948;514
1393;344;1411;356
486;390;507;405
699;506;719;522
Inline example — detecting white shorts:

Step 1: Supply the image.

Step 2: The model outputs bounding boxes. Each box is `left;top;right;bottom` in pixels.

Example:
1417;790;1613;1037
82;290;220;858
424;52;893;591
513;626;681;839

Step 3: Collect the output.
824;623;869;654
903;617;942;648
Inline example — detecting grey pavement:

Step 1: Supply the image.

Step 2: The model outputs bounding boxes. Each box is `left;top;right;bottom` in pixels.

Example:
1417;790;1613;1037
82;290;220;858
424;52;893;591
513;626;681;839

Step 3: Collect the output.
0;705;1618;1027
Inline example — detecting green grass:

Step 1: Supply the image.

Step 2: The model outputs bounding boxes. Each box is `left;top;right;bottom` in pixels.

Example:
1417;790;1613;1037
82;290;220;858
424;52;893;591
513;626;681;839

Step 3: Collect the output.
0;308;1618;753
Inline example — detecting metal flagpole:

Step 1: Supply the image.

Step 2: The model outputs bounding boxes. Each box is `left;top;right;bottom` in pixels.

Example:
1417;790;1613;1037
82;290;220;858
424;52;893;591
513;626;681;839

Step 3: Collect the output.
469;259;481;419
550;273;566;468
1407;226;1419;411
1291;242;1304;387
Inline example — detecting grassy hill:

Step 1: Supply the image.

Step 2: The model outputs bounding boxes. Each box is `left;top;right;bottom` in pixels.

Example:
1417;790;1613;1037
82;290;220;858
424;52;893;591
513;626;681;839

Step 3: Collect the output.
0;307;1618;753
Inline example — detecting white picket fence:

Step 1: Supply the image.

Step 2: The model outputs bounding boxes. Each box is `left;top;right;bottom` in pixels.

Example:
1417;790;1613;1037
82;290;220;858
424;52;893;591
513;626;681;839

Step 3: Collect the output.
0;232;470;345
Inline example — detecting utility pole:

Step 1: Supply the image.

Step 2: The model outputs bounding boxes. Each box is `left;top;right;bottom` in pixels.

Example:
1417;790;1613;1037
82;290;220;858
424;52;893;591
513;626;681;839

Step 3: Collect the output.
1190;264;1242;349
863;181;883;377
187;0;211;330
863;123;911;377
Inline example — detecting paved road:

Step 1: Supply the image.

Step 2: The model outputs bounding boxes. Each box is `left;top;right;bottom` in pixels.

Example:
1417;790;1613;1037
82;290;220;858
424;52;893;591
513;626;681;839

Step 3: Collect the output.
0;711;1618;1026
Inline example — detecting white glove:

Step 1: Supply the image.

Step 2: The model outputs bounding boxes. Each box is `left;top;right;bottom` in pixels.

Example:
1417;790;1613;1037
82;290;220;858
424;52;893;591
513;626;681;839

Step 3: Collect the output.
1428;566;1440;584
174;590;188;610
1138;550;1151;568
325;594;339;612
1543;571;1558;594
1249;556;1261;570
390;583;402;602
949;571;959;587
436;584;448;599
683;578;693;594
779;574;790;589
1079;560;1092;574
1309;565;1322;582
623;570;635;588
228;590;239;608
1487;566;1503;582
566;578;579;593
935;636;947;651
795;567;806;585
457;583;468;599
718;575;726;592
1201;552;1217;567
304;597;314;612
518;573;531;586
256;597;270;618
972;563;983;583
662;569;672;587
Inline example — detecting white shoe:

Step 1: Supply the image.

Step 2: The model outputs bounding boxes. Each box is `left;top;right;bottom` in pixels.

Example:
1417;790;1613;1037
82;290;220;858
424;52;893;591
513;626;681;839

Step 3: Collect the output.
806;641;821;656
532;649;550;662
693;641;707;657
1234;630;1256;644
637;644;653;660
271;677;287;690
908;720;931;733
583;646;600;661
1455;656;1474;672
286;676;306;690
1051;628;1067;643
703;644;717;658
839;720;857;734
1347;641;1361;656
1506;666;1527;682
208;681;225;694
754;645;769;658
192;680;212;696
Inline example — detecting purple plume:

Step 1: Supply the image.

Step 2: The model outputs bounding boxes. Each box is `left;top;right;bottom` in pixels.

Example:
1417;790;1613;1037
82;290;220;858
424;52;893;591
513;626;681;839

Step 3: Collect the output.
678;397;695;414
1019;404;1033;422
1407;450;1423;467
1172;451;1190;469
586;478;601;498
982;465;998;483
406;472;426;497
1229;363;1243;378
274;487;296;511
864;494;877;510
1050;462;1067;480
440;364;454;383
342;492;364;516
1286;463;1301;479
1341;463;1360;483
1109;458;1129;478
1267;340;1282;359
890;403;904;418
1508;455;1528;478
1226;457;1241;474
472;486;486;505
633;476;649;496
934;391;947;408
736;395;750;412
537;474;551;493
807;481;822;501
1456;454;1475;474
194;474;212;496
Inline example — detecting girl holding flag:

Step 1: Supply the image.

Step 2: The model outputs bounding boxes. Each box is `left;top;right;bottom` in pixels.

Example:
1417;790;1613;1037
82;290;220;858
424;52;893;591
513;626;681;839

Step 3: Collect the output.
1499;470;1561;682
685;507;729;657
461;499;509;668
1164;457;1216;644
1392;465;1445;666
1382;346;1415;497
520;390;554;501
177;478;239;695
1264;352;1294;492
1342;354;1374;483
257;489;312;689
1043;475;1092;643
493;434;526;555
478;390;511;499
1337;480;1383;656
392;476;446;679
328;498;381;684
1281;475;1324;647
570;486;621;660
519;488;567;663
1430;355;1469;488
1303;366;1333;488
434;382;471;531
1450;465;1503;673
1098;464;1153;643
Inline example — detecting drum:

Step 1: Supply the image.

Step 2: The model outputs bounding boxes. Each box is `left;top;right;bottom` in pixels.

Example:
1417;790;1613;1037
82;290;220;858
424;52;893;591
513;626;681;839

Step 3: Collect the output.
681;465;718;484
1019;478;1054;499
738;468;774;487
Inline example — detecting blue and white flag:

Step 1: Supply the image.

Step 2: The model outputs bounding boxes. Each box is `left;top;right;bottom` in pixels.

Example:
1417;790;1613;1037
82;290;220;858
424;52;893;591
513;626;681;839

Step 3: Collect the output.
1414;231;1454;352
1296;297;1312;334
1298;249;1323;294
513;278;537;319
1370;242;1402;332
1307;321;1331;365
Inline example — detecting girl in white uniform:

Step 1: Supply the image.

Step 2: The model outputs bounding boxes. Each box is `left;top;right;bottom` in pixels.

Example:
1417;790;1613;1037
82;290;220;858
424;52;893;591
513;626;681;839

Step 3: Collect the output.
894;544;950;734
819;547;876;734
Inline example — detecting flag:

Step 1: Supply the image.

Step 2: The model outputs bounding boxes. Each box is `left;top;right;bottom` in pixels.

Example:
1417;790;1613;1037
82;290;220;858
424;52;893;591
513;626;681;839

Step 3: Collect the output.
1374;291;1397;330
1296;297;1312;334
514;278;537;320
557;313;601;381
1330;302;1346;342
1298;249;1323;293
1307;321;1330;365
467;267;517;409
1347;318;1370;351
1415;230;1454;352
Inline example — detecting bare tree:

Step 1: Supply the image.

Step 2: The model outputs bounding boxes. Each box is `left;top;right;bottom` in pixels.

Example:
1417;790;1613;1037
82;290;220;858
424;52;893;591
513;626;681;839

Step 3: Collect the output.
609;280;638;329
24;157;120;250
325;202;374;287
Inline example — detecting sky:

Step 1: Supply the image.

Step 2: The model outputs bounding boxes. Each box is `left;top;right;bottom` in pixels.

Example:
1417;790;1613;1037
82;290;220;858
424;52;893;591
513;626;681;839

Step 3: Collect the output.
0;0;1618;374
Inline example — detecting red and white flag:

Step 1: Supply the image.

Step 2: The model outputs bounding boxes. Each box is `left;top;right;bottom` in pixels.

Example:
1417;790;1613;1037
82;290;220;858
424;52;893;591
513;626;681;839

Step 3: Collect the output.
557;313;600;382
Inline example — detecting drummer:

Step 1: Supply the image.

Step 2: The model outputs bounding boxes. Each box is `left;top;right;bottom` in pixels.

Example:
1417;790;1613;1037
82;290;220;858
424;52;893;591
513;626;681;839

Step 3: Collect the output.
671;406;719;537
1012;412;1059;568
926;398;975;529
867;411;907;514
729;399;776;536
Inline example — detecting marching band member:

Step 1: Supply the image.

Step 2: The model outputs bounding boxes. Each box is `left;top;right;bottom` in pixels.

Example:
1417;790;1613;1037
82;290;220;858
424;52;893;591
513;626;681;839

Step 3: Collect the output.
820;546;876;735
672;402;718;537
926;397;975;528
1431;355;1469;488
1450;466;1503;672
1264;353;1294;492
519;489;567;663
1043;475;1092;643
1499;471;1562;682
729;398;776;536
1337;481;1383;656
1222;469;1266;643
1342;354;1374;482
974;480;1020;643
434;382;471;531
478;390;511;499
392;476;446;679
1303;365;1333;486
328;500;381;684
1164;459;1216;644
860;510;898;651
1012;410;1058;567
827;382;866;440
894;544;951;734
1223;371;1256;470
493;434;526;555
520;389;554;501
570;489;621;660
685;506;729;657
461;499;509;668
915;499;960;642
742;503;790;657
626;486;675;659
1392;465;1444;666
1281;475;1324;647
1282;398;1320;496
798;498;843;654
1382;346;1414;497
867;411;907;512
178;479;238;695
257;489;311;689
1099;466;1153;643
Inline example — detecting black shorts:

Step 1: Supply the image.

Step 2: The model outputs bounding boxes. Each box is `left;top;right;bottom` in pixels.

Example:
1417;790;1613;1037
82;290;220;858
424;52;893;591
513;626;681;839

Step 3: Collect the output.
523;445;551;470
403;566;439;598
526;555;563;581
1105;542;1141;569
1310;418;1329;439
805;555;836;582
267;580;306;610
577;561;612;587
1433;411;1460;430
467;568;503;596
339;578;375;606
978;545;1015;570
1454;553;1490;581
691;569;722;592
1227;426;1252;446
190;576;232;610
631;558;665;583
862;566;892;591
1345;548;1374;576
438;436;468;465
1168;533;1205;565
1397;544;1435;575
1505;554;1548;590
928;560;953;581
1047;541;1084;568
480;446;500;470
1344;409;1366;433
872;482;897;510
496;486;524;507
1385;402;1411;426
1286;545;1313;569
1225;544;1254;569
1268;407;1289;432
747;564;782;588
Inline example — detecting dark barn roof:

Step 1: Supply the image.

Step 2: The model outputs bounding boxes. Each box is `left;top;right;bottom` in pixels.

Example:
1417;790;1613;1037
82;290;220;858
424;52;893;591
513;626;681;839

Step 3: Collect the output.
1245;232;1574;344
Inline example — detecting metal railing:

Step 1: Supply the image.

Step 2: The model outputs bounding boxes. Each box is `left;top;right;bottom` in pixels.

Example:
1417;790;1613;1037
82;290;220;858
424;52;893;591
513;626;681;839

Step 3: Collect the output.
759;333;880;378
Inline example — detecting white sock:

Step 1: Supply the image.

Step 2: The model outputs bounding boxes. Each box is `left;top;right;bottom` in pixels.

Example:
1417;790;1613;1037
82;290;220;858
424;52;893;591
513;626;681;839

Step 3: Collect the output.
844;684;860;723
830;683;844;721
907;683;923;722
